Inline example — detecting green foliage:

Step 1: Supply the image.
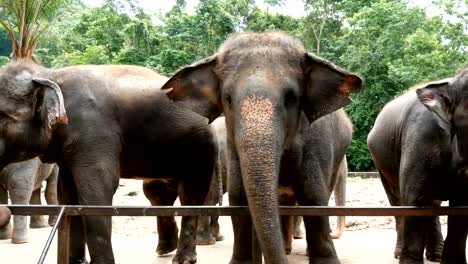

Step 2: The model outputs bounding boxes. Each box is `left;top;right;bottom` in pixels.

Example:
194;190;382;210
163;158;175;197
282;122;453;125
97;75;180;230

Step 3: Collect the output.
0;0;71;60
22;0;466;171
0;28;11;56
0;55;9;66
338;0;466;170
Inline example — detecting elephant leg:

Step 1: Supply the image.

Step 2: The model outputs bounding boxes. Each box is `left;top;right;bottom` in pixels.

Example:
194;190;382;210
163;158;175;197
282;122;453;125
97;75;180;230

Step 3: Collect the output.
228;145;256;264
441;215;468;264
293;216;304;239
210;215;224;241
377;167;402;259
73;160;120;264
142;179;179;256
10;188;32;244
425;215;444;262
279;186;296;255
45;166;59;226
331;159;346;239
400;200;432;263
294;173;340;264
196;215;215;245
58;167;87;263
29;187;49;228
174;169;213;264
281;214;294;255
0;186;12;240
196;167;219;245
395;215;404;259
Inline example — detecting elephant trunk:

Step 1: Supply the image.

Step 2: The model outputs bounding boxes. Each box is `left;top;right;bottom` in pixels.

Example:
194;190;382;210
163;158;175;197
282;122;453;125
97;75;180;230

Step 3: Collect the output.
236;96;287;263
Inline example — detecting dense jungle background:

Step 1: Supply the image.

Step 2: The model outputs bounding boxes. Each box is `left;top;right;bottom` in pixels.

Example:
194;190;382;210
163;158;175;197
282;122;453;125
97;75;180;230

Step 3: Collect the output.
0;0;466;171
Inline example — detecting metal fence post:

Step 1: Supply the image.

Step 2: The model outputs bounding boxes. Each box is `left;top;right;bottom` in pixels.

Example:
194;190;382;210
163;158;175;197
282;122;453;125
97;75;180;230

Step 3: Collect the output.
38;207;66;264
57;207;70;264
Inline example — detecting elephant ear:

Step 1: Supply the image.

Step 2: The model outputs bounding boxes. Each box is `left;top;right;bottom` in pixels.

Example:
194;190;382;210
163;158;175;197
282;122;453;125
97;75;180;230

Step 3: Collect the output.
161;56;222;123
416;78;453;129
303;53;363;123
32;78;68;130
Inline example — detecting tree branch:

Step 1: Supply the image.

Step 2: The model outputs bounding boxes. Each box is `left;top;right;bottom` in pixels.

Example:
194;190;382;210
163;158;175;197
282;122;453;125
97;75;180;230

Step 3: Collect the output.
18;0;27;51
24;0;43;54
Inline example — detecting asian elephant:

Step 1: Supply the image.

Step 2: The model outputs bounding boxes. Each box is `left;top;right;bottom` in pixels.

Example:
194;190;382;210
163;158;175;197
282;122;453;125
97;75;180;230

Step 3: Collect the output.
0;206;10;230
162;31;363;264
196;116;228;245
0;157;58;244
367;67;468;264
281;110;350;254
0;61;216;264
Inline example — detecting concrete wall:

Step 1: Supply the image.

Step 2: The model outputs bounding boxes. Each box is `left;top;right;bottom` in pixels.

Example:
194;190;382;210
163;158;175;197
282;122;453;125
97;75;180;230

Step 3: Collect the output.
348;172;379;178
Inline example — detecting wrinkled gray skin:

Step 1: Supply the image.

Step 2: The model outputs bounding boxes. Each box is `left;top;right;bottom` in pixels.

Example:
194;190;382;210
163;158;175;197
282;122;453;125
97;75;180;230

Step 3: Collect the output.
0;61;216;264
196;116;228;245
368;67;468;264
197;114;348;248
0;157;58;244
281;110;350;254
162;32;363;264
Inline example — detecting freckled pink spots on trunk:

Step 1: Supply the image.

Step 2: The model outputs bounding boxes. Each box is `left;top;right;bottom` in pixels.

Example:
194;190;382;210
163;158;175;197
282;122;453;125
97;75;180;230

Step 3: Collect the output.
237;95;287;263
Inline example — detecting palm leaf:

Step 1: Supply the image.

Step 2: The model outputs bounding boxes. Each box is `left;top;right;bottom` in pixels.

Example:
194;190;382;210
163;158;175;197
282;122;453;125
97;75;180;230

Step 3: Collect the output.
0;0;70;59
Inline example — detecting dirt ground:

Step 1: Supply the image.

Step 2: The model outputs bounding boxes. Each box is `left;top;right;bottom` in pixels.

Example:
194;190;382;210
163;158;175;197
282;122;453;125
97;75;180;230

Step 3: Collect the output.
0;177;457;263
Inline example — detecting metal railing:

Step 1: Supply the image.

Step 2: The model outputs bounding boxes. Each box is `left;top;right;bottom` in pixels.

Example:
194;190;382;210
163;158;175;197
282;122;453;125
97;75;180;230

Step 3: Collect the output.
7;205;468;264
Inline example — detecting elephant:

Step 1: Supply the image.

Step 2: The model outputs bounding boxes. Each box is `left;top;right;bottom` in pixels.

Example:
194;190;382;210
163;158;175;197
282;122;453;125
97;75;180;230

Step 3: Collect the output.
279;109;350;254
197;113;348;249
196;116;228;245
161;31;363;264
0;157;58;244
367;67;468;264
0;206;10;230
0;61;216;264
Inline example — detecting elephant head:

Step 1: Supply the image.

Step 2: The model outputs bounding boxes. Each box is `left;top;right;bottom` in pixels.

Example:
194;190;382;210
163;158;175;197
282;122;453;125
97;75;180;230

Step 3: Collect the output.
0;60;67;168
162;32;362;262
416;67;468;175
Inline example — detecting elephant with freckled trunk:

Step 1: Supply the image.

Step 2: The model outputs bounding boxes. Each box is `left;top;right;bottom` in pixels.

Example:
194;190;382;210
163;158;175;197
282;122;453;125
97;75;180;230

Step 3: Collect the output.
0;61;216;264
368;67;468;264
161;31;363;264
0;157;58;244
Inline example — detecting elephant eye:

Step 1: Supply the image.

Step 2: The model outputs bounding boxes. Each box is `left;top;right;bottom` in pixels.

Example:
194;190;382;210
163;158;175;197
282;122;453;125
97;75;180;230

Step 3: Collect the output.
284;89;297;109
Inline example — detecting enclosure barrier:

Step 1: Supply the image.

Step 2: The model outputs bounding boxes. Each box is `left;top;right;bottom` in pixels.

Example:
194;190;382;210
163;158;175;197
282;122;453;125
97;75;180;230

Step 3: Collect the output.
7;205;468;264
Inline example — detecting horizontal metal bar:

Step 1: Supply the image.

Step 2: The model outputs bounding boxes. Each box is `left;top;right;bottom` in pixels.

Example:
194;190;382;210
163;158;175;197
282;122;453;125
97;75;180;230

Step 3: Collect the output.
6;205;468;216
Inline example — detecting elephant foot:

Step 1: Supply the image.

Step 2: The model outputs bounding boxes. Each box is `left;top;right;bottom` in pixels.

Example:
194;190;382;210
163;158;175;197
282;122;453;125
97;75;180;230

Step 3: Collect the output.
196;232;216;245
214;232;224;242
156;237;178;256
309;256;341;264
425;236;443;262
0;223;12;239
30;216;49;229
12;229;29;244
425;243;443;262
398;256;424;264
48;215;58;226
293;227;304;239
69;259;89;264
229;258;253;264
330;229;344;239
394;246;402;259
171;250;196;264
